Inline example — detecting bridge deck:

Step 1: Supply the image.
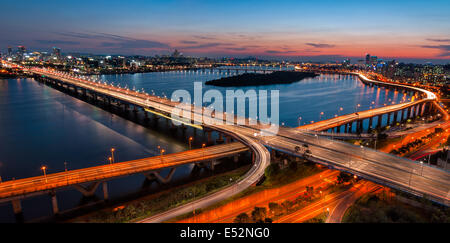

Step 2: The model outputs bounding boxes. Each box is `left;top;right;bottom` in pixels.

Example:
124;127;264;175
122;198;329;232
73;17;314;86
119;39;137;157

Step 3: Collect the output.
0;142;248;202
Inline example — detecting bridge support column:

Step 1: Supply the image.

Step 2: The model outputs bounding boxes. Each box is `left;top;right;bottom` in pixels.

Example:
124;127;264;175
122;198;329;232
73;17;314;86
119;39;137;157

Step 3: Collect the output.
420;103;427;116
207;131;213;144
11;199;23;219
210;160;216;171
377;115;382;128
336;126;340;133
415;104;421;117
368;117;373;131
216;133;224;144
348;122;353;133
387;113;392;126
234;155;239;163
102;182;109;201
344;123;349;133
407;107;412;119
144;168;176;184
73;181;101;198
400;109;405;122
50;191;59;215
393;112;398;125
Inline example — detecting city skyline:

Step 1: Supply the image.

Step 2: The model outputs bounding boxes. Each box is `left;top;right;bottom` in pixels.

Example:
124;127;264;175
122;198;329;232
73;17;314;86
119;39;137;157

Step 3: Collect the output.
1;0;450;63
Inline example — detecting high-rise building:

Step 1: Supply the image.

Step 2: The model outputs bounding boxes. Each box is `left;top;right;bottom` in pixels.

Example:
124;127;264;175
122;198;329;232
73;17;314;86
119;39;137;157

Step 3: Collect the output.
370;56;378;66
365;53;370;65
7;47;12;57
17;46;26;61
53;47;61;60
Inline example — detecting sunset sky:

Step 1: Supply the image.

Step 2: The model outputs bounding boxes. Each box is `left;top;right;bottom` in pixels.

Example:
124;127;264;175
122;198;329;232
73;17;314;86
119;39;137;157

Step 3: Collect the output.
1;0;449;63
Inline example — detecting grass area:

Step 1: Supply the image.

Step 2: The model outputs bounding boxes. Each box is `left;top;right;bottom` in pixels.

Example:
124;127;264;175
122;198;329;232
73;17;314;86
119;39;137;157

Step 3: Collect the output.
167;160;325;222
72;165;250;223
342;192;450;223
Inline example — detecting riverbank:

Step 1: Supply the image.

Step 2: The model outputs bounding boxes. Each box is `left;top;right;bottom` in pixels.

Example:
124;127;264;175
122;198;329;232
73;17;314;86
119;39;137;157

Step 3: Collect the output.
205;71;318;87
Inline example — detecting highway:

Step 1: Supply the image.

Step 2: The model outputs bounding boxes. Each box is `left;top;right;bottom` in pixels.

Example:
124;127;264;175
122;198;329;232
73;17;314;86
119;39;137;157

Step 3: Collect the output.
176;170;339;223
0;142;248;203
27;68;450;212
299;73;438;132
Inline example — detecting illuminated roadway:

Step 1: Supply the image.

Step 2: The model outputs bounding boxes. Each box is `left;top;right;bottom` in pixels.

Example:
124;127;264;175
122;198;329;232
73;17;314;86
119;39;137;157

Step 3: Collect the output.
24;68;450;215
0;142;249;203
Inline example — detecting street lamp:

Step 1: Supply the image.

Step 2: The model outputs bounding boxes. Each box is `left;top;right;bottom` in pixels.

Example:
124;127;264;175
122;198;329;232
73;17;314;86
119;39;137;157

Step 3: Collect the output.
108;157;112;165
41;165;48;183
111;148;115;163
420;161;424;176
297;116;302;127
189;137;193;150
160;148;165;163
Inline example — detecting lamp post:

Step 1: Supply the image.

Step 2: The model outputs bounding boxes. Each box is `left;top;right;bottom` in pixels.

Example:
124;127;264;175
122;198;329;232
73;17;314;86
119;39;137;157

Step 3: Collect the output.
160;148;165;163
297;116;302;127
108;157;112;165
189;137;193;150
111;148;115;163
41;165;48;183
420;161;424;176
202;143;206;162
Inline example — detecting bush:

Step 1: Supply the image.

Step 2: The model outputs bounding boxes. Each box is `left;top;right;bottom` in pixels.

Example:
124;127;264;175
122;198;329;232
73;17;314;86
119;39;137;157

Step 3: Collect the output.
234;213;251;223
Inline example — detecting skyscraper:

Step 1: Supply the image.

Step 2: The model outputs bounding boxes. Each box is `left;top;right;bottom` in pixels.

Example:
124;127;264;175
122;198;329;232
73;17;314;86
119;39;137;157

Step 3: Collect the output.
7;47;12;57
53;47;61;60
365;54;370;65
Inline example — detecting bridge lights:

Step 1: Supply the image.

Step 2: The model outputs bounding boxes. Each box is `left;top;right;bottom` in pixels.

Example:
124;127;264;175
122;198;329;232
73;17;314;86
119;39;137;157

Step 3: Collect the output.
189;137;193;150
111;148;115;163
41;165;48;183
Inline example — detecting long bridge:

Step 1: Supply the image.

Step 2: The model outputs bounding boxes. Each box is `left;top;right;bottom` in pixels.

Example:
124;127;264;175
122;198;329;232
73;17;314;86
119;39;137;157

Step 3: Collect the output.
1;64;449;222
27;68;450;207
0;142;248;216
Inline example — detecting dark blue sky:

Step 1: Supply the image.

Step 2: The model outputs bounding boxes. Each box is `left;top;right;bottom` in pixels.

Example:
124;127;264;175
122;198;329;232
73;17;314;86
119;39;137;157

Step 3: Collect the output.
1;0;449;62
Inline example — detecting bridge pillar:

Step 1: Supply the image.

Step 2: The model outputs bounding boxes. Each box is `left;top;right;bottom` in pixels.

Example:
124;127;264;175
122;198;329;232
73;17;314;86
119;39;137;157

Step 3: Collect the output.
356;120;362;133
216;133;224;144
344;123;349;133
210;160;216;171
207;131;213;144
144;168;176;184
11;199;23;219
407;107;412;119
368;117;373;131
420;103;427;116
336;125;340;133
234;155;239;163
102;182;109;201
73;181;101;198
348;122;353;133
393;112;398;125
377;115;382;128
415;104;421;117
50;191;59;215
387;113;392;126
400;109;405;122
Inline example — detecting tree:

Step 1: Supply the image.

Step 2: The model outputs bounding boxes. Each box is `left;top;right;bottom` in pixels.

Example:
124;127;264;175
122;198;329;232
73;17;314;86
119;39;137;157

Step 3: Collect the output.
265;163;280;179
289;160;298;171
251;207;267;223
268;202;282;216
234;213;251;223
281;200;293;214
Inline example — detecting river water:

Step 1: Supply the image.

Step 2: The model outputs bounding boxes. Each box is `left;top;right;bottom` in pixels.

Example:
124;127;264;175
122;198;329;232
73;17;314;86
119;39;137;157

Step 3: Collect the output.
0;71;409;222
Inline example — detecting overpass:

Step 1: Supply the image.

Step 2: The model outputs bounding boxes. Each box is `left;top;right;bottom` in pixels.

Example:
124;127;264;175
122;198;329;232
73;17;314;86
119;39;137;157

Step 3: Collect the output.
0;142;250;217
13;67;450;219
299;73;441;135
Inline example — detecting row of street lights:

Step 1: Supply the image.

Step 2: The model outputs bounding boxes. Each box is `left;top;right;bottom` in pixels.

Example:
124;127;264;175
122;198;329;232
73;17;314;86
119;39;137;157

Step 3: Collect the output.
37;147;117;184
